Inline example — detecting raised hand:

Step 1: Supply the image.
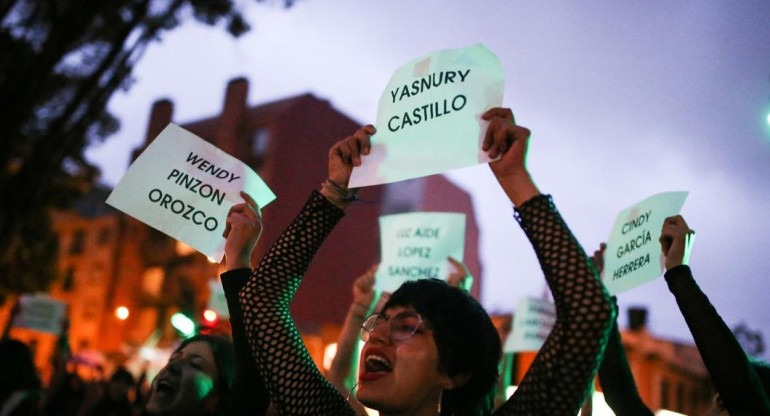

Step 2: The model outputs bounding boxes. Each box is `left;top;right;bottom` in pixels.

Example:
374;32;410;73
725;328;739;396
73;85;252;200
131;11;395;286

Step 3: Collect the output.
482;107;538;206
447;256;473;292
327;125;375;189
590;243;607;275
352;264;378;309
223;191;262;270
659;215;695;270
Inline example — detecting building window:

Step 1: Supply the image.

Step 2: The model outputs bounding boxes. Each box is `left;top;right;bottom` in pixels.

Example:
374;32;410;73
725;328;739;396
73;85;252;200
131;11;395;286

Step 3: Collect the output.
97;227;111;245
251;128;270;157
660;379;670;409
70;230;85;254
676;383;685;413
690;389;701;415
62;267;75;292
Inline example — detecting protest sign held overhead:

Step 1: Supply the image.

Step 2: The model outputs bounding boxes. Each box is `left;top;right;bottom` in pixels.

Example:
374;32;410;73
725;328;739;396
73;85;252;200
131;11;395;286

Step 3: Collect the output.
603;191;689;295
349;44;505;188
12;294;67;336
107;124;276;262
375;212;466;293
504;297;556;353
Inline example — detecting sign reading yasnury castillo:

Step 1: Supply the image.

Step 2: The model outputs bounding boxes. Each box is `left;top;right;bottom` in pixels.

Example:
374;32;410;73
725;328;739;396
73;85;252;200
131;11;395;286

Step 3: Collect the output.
349;44;504;188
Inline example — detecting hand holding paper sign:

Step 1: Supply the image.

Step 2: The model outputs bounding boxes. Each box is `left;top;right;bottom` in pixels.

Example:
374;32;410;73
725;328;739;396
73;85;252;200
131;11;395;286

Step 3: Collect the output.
590;243;607;275
323;125;375;208
106;124;275;262
223;191;263;270
484;107;539;206
447;256;473;292
659;215;696;270
352;264;378;310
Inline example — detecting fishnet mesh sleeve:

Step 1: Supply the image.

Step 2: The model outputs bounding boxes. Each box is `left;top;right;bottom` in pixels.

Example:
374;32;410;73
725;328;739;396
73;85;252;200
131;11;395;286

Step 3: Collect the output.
495;195;614;416
239;191;358;416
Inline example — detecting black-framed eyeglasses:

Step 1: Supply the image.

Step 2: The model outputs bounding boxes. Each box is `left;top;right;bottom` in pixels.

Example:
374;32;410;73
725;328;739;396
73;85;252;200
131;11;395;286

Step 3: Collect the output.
360;311;424;342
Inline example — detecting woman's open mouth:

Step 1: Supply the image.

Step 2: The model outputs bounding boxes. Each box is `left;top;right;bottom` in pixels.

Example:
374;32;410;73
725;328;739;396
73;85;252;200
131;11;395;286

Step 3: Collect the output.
360;352;393;381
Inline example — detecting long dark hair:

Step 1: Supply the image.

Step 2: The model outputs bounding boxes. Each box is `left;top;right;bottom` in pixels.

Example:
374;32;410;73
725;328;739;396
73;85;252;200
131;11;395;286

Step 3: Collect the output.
174;334;235;414
383;279;502;416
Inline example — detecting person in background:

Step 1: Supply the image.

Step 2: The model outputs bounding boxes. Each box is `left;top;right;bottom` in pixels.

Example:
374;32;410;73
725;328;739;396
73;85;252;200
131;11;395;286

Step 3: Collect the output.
141;191;269;416
0;339;42;416
81;367;135;416
596;216;770;416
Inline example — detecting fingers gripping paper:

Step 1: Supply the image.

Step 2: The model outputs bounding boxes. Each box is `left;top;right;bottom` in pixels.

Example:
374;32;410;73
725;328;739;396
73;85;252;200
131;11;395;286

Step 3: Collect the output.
349;44;505;187
375;212;466;293
106;124;276;262
603;191;689;295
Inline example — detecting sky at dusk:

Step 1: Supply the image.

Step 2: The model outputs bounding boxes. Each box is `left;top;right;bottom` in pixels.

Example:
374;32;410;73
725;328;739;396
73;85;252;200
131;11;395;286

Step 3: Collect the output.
86;1;770;356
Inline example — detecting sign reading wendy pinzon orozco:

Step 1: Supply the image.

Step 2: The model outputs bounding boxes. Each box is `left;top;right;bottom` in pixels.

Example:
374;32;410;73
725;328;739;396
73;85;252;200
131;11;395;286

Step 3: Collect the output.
106;124;276;262
349;44;505;188
602;191;689;295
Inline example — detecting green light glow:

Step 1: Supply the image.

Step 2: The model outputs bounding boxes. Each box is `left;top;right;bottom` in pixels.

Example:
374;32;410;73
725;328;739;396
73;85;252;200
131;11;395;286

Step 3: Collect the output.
171;313;196;338
194;374;215;399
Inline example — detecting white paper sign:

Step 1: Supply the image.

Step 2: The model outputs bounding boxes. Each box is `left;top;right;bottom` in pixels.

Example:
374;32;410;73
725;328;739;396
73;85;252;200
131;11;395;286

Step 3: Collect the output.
106;124;276;262
504;297;556;353
603;191;689;295
375;212;466;293
207;279;230;320
349;44;505;188
12;294;67;336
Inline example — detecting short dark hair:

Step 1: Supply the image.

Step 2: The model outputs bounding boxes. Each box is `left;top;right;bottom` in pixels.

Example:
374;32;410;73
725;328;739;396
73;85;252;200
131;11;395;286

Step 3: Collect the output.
384;279;502;416
175;335;235;399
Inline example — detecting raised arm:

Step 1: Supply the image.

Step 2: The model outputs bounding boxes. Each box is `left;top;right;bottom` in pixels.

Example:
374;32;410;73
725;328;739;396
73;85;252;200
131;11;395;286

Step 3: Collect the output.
238;126;375;416
588;243;654;416
220;192;270;415
484;108;615;415
660;215;770;416
598;307;654;416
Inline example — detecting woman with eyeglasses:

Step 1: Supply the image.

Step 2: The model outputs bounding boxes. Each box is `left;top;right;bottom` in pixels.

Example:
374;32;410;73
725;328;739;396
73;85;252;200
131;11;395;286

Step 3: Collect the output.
326;258;474;415
235;107;614;416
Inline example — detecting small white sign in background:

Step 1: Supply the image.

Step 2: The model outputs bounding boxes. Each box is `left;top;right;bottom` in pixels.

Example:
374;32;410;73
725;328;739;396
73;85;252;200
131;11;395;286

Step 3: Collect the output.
13;294;67;336
504;297;556;353
375;212;466;293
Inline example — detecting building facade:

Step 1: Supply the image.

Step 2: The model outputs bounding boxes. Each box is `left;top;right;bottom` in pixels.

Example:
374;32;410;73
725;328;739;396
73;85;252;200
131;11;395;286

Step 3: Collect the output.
2;78;485;374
